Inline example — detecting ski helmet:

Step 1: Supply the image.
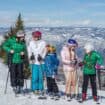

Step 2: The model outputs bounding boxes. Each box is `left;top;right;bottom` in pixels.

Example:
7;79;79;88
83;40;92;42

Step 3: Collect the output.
67;39;78;47
84;43;94;52
16;30;25;37
32;31;42;38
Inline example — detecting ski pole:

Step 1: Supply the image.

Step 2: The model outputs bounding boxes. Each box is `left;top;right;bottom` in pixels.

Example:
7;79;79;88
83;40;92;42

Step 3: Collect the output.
25;79;27;90
24;79;28;94
96;69;102;103
39;60;47;96
4;53;13;94
75;66;82;100
4;69;10;94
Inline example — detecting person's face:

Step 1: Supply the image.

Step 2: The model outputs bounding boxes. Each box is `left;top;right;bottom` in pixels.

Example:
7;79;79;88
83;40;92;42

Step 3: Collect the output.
33;37;39;41
85;49;91;54
20;37;25;41
18;36;25;41
69;46;75;51
50;48;53;53
46;46;50;53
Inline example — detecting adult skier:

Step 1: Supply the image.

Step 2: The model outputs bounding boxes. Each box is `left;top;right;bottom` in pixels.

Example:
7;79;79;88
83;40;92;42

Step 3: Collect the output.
28;31;47;96
45;45;59;100
79;43;103;102
3;30;26;94
61;39;78;101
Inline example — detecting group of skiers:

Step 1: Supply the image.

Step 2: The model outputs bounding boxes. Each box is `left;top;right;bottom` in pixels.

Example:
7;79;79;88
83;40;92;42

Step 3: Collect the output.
2;30;104;102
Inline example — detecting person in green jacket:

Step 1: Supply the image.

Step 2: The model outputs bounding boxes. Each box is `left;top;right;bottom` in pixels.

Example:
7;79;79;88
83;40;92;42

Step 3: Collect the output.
79;43;103;102
3;31;26;94
3;35;17;66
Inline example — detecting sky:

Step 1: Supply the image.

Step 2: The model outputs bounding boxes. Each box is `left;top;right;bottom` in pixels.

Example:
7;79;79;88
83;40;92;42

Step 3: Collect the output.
0;0;105;27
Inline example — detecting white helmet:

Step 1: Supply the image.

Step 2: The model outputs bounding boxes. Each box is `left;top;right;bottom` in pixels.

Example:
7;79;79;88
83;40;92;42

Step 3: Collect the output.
16;30;25;37
84;43;94;53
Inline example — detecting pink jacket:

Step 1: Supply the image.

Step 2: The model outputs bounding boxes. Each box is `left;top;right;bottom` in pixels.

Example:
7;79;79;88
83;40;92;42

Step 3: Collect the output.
61;45;78;71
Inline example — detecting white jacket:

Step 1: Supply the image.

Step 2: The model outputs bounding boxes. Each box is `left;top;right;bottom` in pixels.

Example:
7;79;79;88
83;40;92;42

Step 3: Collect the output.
28;39;47;65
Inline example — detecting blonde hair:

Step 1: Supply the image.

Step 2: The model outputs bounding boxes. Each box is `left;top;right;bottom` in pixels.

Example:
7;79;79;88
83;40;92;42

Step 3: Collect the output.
47;45;56;53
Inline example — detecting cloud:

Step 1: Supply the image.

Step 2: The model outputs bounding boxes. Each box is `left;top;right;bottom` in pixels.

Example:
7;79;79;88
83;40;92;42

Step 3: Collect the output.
24;18;65;27
81;20;91;25
0;11;103;27
73;20;92;26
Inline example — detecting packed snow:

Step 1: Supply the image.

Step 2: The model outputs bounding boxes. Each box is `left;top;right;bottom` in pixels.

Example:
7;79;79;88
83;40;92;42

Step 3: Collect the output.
0;59;105;105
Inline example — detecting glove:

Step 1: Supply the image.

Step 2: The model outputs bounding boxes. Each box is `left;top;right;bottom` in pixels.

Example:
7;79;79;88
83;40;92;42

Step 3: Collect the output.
20;52;24;56
37;54;43;62
52;75;55;79
20;52;25;59
30;53;35;61
10;50;14;54
100;65;105;69
95;64;101;70
43;76;46;80
78;62;84;67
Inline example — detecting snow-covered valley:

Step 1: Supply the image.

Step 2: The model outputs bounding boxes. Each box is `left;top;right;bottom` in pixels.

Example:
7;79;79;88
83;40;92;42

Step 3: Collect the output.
0;27;105;105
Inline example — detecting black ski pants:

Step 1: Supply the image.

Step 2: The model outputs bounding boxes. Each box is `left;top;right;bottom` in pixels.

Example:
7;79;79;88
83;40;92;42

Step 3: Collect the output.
82;74;97;97
10;63;24;87
47;77;59;94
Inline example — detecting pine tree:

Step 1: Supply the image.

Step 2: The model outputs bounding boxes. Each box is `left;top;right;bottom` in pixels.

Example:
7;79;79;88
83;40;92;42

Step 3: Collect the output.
15;13;30;79
8;26;16;36
0;13;31;78
0;13;24;62
15;13;24;32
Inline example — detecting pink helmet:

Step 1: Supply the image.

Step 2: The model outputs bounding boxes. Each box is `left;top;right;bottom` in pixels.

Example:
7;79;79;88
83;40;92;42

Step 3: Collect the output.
32;31;42;38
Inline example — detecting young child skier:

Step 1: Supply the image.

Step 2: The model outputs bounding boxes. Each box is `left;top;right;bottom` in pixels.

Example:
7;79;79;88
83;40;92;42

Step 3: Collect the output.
79;43;103;103
44;45;59;100
61;39;78;101
28;31;47;97
3;30;26;95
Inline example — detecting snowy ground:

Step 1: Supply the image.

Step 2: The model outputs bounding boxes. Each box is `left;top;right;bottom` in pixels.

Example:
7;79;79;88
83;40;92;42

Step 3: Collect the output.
0;60;105;105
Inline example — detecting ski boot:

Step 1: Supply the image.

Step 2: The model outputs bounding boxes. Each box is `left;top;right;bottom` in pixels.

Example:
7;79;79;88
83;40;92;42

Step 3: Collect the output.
48;92;53;97
50;92;55;99
54;93;60;101
33;90;39;95
15;86;24;97
75;94;80;100
93;96;98;101
70;94;76;99
78;93;86;103
93;96;100;104
38;91;47;100
65;94;72;101
12;87;17;94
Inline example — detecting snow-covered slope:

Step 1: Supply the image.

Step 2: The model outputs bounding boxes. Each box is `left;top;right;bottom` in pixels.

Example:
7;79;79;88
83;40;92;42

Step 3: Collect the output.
0;59;105;105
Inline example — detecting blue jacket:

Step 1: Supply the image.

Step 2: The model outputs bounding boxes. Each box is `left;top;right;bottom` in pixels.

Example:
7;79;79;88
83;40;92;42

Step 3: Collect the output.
44;53;59;77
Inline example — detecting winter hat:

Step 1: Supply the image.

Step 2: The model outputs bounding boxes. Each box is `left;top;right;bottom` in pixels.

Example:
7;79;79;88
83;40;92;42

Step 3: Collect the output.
16;30;25;37
32;31;42;38
84;43;94;52
67;39;78;47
